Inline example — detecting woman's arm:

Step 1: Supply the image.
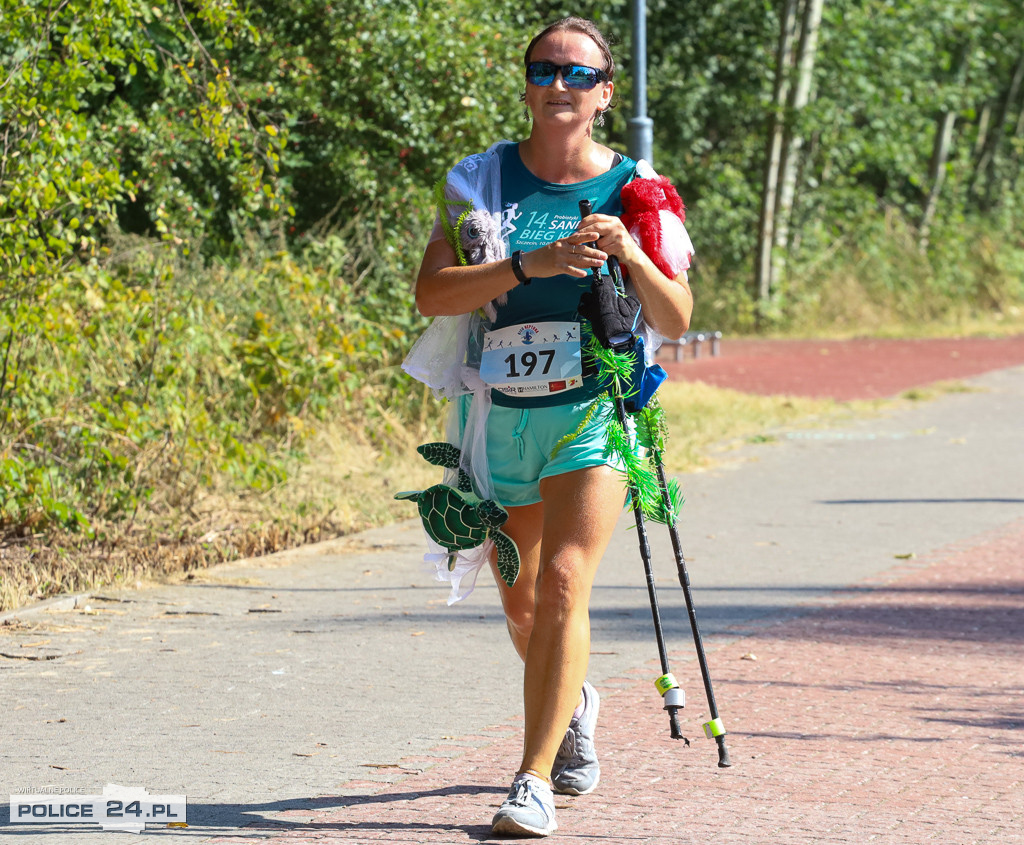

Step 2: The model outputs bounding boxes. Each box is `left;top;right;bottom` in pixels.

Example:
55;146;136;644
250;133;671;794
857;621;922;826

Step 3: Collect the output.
575;213;693;339
415;238;520;317
415;234;610;318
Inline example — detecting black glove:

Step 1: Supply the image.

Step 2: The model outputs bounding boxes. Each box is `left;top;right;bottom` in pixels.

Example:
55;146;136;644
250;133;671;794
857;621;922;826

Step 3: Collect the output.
578;276;642;351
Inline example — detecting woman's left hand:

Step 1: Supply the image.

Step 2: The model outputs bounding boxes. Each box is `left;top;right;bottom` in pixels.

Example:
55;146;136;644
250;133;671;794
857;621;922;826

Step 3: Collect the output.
576;213;643;268
577;212;693;339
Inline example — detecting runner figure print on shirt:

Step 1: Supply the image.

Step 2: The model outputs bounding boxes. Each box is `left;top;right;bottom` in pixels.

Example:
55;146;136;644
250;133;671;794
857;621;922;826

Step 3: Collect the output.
501;203;522;240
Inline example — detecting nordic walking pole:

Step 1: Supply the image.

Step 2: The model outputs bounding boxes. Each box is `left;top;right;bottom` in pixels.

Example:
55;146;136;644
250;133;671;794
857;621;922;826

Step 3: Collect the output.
578;200;686;742
652;454;732;768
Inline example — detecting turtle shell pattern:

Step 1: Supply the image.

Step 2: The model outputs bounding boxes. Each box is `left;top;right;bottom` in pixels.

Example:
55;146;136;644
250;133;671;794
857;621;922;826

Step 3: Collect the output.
416;484;504;552
396;442;521;587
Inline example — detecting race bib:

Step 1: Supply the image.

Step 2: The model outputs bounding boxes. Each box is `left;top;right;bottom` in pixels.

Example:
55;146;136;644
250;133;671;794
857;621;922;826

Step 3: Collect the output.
479;321;583;398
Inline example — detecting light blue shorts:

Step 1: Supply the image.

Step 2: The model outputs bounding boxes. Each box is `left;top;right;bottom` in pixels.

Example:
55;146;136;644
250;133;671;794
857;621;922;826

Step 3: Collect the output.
461;395;626;508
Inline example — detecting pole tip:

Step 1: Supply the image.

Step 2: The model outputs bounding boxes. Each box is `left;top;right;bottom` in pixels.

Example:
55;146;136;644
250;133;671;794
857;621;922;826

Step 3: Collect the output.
668;708;689;744
717;738;732;768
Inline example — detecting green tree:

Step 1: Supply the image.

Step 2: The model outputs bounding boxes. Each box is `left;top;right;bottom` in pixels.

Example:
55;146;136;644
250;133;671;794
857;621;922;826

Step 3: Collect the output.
639;0;778;274
230;0;536;242
0;0;285;283
0;0;283;535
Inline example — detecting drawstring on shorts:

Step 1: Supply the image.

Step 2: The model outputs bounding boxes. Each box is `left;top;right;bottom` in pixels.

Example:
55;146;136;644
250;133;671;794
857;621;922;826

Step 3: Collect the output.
512;408;529;461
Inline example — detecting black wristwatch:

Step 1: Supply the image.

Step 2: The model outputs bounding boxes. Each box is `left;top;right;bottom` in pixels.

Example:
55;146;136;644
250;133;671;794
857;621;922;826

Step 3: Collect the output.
510;250;532;286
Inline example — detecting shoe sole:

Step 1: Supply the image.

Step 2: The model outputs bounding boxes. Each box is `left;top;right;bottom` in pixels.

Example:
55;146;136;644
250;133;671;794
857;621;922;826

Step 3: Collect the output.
491;812;557;838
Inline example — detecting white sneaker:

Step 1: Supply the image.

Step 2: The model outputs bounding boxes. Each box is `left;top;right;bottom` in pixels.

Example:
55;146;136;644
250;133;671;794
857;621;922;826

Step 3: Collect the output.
491;773;558;837
551;680;600;795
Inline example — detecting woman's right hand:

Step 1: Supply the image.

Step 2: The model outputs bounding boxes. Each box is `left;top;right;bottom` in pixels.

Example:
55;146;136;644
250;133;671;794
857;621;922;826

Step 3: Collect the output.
522;234;608;280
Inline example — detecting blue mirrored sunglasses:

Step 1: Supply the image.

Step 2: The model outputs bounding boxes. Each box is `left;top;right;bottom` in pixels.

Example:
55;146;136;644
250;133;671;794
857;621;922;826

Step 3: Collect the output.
525;61;609;90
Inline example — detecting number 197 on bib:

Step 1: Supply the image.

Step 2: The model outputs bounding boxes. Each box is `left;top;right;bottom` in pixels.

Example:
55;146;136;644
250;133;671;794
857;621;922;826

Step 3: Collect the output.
503;349;555;379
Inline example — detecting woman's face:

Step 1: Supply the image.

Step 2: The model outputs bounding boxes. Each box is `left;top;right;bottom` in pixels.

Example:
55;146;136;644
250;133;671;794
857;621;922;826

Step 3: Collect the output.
524;30;613;130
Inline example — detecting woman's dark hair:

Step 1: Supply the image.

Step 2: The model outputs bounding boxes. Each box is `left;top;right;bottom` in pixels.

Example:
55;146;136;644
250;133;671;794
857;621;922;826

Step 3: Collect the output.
524;16;615;80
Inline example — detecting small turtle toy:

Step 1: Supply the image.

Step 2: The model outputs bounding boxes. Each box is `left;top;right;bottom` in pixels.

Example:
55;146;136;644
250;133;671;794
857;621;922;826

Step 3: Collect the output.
395;442;520;587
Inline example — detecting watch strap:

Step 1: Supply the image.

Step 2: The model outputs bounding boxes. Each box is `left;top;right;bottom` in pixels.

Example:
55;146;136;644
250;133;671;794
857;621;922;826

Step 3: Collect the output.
510;250;531;286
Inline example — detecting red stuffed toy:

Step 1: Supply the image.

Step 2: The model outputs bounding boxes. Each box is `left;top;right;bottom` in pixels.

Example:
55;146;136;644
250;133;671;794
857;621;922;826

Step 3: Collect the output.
620;176;693;280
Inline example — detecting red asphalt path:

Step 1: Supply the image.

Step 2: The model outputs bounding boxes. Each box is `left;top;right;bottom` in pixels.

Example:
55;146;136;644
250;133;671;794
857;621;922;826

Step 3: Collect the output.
209;518;1024;844
657;335;1024;401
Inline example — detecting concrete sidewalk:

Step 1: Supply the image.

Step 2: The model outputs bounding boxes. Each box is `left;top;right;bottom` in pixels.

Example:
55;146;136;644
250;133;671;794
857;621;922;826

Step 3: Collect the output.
208;519;1024;845
3;365;1023;843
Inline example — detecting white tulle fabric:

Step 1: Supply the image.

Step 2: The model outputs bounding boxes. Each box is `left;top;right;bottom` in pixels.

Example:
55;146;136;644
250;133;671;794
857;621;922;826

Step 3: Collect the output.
402;143;683;603
401;142;510;603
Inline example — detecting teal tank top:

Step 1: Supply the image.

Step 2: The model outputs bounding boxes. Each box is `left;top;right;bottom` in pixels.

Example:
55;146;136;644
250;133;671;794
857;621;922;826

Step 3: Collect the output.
488;144;637;408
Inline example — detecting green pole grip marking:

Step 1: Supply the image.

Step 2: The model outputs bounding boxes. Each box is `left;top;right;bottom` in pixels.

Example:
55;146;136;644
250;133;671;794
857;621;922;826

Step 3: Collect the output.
655;673;678;696
702;718;726;738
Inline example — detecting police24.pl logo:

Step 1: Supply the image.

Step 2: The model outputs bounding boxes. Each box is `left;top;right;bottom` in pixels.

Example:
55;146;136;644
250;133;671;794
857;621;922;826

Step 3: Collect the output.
10;784;186;833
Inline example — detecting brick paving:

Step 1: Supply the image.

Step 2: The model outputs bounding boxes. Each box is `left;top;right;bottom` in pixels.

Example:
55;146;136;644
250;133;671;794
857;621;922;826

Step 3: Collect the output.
208;519;1024;845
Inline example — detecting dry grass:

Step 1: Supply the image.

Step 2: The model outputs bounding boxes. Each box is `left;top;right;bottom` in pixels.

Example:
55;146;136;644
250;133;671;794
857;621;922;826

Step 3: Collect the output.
791;310;1024;341
897;379;980;403
0;408;445;614
0;377;977;615
0;520;328;614
252;414;445;537
654;381;872;472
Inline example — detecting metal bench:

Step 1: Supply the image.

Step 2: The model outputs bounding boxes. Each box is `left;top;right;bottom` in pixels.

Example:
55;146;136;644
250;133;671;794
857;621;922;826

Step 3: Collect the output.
662;330;722;362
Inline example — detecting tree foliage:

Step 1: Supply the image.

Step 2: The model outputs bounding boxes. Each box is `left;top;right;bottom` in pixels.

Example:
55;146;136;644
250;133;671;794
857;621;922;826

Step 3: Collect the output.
2;0;1024;599
231;0;533;238
751;0;1024;310
0;0;284;282
5;0;1023;296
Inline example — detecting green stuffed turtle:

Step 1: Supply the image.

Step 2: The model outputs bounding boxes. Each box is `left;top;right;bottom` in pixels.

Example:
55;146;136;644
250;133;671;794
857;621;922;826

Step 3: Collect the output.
395;443;520;587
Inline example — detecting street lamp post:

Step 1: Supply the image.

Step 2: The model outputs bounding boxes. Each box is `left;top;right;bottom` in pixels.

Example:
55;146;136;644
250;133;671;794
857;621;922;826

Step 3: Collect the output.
627;0;653;165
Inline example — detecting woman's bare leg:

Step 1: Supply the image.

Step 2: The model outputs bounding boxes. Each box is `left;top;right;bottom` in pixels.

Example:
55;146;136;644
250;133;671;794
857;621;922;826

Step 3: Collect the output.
491;501;544;661
517;465;623;779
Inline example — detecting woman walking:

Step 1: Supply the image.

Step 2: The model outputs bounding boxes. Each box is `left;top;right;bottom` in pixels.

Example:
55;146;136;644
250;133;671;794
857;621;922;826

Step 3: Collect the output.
411;16;693;837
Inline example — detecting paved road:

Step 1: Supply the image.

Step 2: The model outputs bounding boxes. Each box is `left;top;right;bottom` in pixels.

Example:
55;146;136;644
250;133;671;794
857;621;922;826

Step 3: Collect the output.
658;334;1024;400
2;364;1023;843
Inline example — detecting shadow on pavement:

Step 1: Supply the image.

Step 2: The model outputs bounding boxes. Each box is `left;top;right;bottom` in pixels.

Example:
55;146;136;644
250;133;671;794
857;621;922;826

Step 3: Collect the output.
0;785;506;839
201;583;1024;645
822;497;1024;504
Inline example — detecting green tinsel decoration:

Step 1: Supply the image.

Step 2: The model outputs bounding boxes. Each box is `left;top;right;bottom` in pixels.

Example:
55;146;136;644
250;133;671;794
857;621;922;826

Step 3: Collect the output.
433;179;473;266
550;398;601;460
634;397;684;524
579;335;685;526
585;338;638;400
